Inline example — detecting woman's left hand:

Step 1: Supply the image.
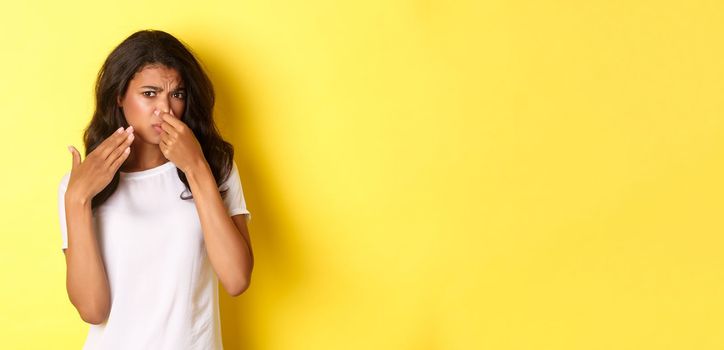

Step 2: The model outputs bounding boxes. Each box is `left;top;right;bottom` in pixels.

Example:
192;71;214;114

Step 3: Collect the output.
158;110;206;174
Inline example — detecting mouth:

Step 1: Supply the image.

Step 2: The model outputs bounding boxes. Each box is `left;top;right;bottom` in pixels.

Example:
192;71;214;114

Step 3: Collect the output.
152;124;163;133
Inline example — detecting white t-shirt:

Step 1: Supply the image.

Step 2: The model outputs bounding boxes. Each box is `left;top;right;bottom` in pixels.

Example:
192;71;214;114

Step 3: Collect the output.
57;159;251;350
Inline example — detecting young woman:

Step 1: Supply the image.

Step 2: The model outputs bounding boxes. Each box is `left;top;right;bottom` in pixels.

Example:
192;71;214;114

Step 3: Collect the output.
57;29;253;349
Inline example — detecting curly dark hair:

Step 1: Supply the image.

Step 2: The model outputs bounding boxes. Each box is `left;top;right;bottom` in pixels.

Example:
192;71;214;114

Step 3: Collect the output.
84;29;233;211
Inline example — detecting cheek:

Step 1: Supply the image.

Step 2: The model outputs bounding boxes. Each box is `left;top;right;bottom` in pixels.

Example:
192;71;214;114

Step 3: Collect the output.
172;101;186;117
122;97;152;120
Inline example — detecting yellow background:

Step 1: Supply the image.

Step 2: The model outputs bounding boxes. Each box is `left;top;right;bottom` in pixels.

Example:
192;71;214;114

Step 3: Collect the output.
1;0;723;349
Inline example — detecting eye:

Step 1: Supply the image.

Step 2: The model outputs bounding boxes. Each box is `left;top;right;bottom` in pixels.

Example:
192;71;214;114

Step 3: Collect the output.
142;91;156;97
173;91;186;99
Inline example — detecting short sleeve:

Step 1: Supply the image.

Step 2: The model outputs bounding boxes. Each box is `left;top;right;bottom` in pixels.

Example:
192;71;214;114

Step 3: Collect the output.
220;160;251;223
57;172;71;252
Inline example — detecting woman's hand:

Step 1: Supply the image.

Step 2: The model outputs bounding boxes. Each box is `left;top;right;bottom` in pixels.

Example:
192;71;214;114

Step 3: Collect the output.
66;126;135;202
158;110;206;174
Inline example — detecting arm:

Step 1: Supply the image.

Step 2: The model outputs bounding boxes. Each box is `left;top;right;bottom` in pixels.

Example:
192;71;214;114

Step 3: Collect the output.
63;190;111;324
185;159;254;296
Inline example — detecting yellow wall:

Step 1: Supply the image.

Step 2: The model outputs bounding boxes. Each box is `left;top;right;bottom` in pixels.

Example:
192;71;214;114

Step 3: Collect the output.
1;0;723;349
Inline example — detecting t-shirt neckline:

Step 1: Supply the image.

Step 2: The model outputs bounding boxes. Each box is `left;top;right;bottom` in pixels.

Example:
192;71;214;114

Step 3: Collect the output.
119;161;176;179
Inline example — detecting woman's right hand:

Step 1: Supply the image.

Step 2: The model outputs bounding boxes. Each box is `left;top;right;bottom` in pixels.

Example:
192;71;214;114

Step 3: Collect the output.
66;126;135;202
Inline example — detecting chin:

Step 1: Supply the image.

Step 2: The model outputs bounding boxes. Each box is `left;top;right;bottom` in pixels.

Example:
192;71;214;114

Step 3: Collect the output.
136;131;161;145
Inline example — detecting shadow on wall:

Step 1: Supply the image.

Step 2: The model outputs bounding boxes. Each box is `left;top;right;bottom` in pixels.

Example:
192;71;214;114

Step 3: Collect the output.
193;39;308;349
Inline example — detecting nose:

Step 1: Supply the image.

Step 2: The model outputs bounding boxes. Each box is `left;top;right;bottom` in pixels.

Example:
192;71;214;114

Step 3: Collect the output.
155;98;171;115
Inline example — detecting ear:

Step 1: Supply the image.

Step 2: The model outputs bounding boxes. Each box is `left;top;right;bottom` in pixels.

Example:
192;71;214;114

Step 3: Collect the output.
117;95;122;107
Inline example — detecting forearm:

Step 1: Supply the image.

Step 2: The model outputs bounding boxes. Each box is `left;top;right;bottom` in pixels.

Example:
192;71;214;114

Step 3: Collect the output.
64;191;111;324
185;159;253;295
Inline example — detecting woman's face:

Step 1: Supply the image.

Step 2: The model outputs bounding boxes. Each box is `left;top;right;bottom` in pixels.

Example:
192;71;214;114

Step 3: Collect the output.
117;64;186;145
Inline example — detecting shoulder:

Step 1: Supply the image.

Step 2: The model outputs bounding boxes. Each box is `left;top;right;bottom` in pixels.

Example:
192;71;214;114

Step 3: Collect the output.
219;160;240;189
227;159;240;180
59;171;71;190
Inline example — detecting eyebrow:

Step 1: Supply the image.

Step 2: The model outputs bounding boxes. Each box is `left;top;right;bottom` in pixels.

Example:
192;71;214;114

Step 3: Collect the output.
139;86;186;91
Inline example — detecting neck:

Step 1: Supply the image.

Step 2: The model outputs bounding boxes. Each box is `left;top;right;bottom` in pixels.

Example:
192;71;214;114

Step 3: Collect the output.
120;139;168;172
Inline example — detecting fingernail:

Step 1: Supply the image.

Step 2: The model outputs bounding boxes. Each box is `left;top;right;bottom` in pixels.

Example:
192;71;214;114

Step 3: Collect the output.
117;127;124;134
126;126;134;133
67;145;72;153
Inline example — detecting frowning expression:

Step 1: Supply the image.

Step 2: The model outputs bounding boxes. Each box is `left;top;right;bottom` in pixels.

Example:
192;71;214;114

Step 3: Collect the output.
117;64;186;144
